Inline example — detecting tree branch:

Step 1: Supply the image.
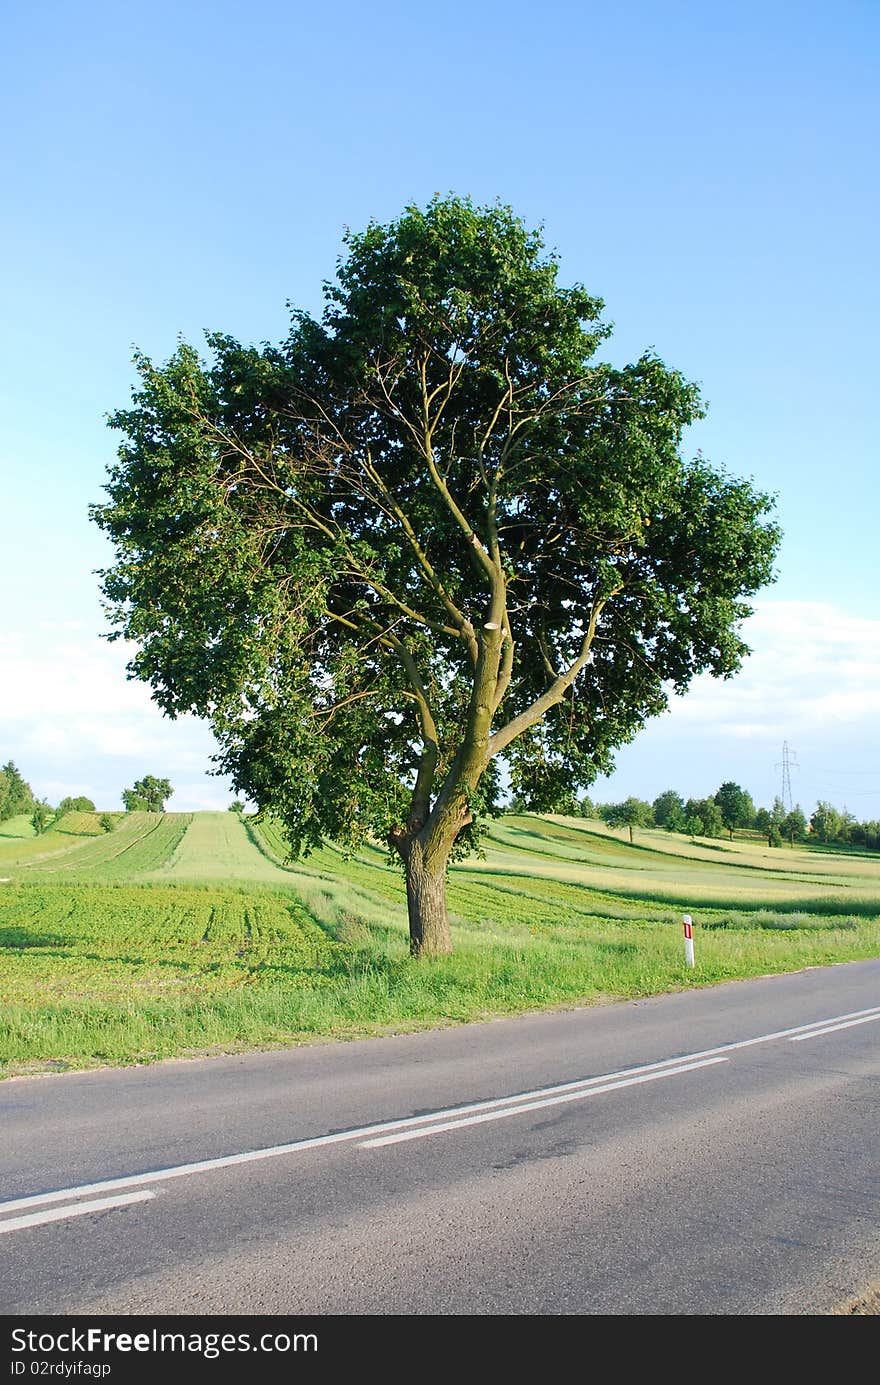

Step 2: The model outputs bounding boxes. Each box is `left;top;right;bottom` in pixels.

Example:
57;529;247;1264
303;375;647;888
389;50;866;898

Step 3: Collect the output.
488;597;613;757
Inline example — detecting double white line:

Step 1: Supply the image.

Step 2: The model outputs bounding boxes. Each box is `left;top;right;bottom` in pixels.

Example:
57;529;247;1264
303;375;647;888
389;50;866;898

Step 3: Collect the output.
0;1190;156;1236
2;1003;878;1235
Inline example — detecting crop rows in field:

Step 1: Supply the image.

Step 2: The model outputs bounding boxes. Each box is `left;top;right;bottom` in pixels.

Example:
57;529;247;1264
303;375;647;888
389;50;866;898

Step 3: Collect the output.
4;812;880;1076
14;814;193;879
49;811;110;837
249;816;292;863
0;817;109;868
501;814;876;888
251;813;880;935
151;812;295;882
250;824;656;937
0;883;334;1004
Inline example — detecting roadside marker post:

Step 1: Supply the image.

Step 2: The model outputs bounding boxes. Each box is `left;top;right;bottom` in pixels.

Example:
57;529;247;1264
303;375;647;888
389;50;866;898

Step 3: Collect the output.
683;914;695;967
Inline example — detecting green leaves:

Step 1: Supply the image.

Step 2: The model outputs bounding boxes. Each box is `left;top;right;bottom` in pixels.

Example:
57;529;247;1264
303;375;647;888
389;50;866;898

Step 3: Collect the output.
93;194;781;897
0;762;37;822
121;777;173;813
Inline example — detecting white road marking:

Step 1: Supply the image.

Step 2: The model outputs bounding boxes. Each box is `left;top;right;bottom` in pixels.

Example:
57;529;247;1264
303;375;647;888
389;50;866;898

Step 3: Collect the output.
788;1013;880;1042
0;1051;731;1216
0;1190;155;1235
359;1056;729;1147
2;1003;878;1220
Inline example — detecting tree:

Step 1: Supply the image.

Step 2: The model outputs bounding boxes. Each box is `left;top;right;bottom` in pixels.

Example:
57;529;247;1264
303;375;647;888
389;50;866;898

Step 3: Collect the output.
92;195;780;957
229;799;246;814
99;813;116;833
121;776;173;812
31;801;52;835
0;762;36;821
713;781;754;840
850;818;880;852
602;797;654;844
754;807;772;835
685;797;724;838
652;789;686;832
57;796;96;815
809;800;855;845
782;805;807;846
761;796;787;847
685;814;704;840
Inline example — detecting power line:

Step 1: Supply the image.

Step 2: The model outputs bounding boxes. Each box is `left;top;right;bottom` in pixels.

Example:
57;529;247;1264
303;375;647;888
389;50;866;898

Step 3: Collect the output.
813;787;880;799
812;768;879;776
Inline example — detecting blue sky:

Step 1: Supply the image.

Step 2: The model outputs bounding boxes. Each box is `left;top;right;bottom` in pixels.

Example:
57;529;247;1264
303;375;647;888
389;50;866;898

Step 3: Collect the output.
2;0;878;817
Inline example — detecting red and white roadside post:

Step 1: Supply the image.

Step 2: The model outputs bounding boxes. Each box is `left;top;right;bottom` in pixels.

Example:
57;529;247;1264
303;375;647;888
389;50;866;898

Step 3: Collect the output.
683;914;695;967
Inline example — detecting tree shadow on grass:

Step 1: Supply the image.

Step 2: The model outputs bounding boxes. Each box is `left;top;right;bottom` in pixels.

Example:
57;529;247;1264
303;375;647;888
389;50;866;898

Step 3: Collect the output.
0;929;71;949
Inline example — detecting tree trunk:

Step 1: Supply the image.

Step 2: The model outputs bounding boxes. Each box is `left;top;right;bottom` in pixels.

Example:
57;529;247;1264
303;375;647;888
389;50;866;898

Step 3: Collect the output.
403;837;453;958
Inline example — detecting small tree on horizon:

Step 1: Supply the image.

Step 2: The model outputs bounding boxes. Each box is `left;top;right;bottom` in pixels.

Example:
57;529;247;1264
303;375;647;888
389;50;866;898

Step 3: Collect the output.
122;776;173;813
686;813;704;840
57;796;97;815
602;797;654;844
685;796;724;839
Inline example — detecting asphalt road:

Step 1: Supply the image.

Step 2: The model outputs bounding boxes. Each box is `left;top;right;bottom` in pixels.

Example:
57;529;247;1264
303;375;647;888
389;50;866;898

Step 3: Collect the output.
2;960;879;1316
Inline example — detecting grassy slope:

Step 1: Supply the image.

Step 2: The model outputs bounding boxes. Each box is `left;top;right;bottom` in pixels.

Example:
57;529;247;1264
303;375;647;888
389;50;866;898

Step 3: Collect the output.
3;813;192;879
149;811;297;883
0;812;108;868
0;815;39;839
1;811;878;1075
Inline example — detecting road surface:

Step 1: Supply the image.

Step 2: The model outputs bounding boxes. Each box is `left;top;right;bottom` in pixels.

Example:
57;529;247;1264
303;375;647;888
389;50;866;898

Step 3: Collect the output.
2;960;879;1315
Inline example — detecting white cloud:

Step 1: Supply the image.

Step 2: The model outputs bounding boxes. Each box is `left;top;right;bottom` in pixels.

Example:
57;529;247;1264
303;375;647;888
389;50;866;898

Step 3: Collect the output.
3;599;879;817
670;600;880;738
578;599;880;816
0;628;232;810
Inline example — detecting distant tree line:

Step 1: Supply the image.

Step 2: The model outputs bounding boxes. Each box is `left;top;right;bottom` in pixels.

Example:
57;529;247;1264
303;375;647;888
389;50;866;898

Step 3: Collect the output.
808;802;880;852
4;757;877;852
513;780;878;852
0;761;53;836
638;785;810;848
0;761;36;821
0;761;174;835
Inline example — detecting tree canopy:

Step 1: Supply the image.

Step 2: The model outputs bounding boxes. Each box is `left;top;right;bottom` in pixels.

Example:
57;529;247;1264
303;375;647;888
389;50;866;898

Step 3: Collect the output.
602;797;654;844
57;796;97;815
713;781;755;840
0;762;36;822
652;789;686;832
92;195;781;954
684;796;725;839
121;776;173;813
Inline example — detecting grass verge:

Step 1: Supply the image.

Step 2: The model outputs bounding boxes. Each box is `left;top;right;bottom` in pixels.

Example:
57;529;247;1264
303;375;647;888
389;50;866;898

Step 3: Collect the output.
2;872;879;1078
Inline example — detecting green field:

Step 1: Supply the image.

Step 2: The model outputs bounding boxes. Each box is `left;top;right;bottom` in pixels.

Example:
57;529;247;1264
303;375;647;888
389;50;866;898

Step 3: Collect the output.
1;810;878;1076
